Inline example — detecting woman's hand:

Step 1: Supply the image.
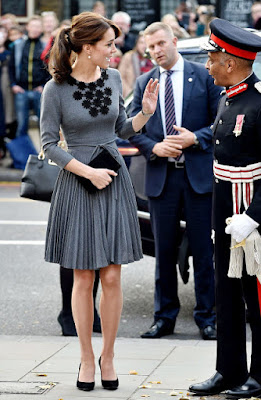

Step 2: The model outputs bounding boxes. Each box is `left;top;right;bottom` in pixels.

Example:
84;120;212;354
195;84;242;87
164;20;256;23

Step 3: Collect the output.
141;78;160;115
88;168;118;190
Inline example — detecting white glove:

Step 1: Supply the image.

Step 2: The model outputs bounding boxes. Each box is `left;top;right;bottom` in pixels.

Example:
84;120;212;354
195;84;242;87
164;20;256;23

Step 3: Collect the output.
225;213;259;242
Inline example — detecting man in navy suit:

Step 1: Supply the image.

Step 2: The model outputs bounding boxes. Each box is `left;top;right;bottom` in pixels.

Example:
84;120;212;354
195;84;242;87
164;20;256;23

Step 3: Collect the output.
130;22;221;339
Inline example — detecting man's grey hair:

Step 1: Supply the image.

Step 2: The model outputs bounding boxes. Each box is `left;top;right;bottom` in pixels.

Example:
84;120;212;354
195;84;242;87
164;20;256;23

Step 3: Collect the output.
111;11;131;25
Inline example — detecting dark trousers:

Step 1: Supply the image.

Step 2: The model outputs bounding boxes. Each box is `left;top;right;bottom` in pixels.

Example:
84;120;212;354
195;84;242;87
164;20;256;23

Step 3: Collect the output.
215;232;261;384
149;165;215;328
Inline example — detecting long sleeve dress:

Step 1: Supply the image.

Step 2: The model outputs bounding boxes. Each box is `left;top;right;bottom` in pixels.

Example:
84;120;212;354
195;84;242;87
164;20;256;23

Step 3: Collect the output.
40;68;143;270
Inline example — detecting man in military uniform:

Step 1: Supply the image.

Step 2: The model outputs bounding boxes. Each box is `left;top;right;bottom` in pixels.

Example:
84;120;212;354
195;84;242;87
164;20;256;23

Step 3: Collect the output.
189;18;261;399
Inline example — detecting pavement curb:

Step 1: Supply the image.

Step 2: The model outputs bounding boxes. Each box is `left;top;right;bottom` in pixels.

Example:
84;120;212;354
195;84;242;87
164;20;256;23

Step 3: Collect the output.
0;167;23;182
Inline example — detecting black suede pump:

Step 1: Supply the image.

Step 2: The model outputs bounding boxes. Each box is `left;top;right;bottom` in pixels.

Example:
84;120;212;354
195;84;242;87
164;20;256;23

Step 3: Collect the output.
98;356;119;390
76;364;95;391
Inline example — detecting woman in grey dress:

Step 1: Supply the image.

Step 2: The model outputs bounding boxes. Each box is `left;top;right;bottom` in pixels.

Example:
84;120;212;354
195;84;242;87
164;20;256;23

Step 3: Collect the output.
40;12;159;392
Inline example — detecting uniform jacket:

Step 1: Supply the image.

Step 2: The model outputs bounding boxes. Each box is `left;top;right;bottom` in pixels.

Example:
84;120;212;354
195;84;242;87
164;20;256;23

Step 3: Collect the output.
129;59;221;197
212;72;261;232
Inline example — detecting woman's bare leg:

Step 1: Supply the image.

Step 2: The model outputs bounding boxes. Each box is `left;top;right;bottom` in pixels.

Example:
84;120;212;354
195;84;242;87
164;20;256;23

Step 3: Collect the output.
72;269;95;382
99;264;122;380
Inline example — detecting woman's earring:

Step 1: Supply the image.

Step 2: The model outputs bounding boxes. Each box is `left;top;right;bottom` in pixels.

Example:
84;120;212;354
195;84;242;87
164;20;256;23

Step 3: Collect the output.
88;55;91;59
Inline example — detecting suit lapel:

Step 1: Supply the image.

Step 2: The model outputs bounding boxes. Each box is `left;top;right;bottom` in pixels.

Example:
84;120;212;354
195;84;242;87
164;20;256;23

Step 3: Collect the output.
182;60;195;124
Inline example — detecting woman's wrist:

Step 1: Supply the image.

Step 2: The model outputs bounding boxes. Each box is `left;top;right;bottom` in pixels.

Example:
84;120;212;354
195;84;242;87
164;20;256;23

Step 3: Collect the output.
141;109;154;117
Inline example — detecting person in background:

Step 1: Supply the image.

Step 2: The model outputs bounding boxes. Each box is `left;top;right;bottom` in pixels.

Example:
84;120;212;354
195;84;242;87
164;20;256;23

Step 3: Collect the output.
109;47;122;69
111;11;136;54
0;14;17;48
0;25;8;158
251;1;261;29
196;5;215;37
0;13;17;30
189;19;261;398
58;266;102;336
8;25;24;46
91;1;106;17
0;24;16;144
187;12;198;37
41;11;59;46
196;5;209;36
41;19;71;65
161;14;190;39
8;15;49;138
174;1;192;32
118;31;154;98
41;11;159;391
130;21;221;340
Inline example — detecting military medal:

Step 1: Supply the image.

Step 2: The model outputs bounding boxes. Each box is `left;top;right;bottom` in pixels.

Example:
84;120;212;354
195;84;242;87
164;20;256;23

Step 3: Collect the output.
233;114;245;137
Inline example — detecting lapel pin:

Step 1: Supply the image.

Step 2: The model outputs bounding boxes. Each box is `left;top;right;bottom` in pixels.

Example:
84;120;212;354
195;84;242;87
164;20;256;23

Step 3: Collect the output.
188;77;193;82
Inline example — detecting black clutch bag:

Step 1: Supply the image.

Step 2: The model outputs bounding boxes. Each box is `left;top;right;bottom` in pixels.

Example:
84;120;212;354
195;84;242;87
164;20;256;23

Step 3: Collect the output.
76;148;121;193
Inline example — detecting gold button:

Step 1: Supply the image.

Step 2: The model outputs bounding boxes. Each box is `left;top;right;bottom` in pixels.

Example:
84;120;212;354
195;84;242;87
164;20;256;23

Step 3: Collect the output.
219;120;223;125
216;139;220;144
215;178;219;183
225;101;229;106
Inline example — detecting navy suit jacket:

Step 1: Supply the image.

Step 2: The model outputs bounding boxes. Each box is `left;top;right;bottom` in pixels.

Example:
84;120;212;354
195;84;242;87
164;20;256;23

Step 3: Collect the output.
129;59;221;197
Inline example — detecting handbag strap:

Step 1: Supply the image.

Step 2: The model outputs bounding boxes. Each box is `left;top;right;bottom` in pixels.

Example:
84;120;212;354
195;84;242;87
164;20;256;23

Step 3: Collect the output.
38;148;45;160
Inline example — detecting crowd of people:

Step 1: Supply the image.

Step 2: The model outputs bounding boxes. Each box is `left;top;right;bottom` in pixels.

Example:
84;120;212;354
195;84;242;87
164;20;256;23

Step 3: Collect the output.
0;1;219;165
2;1;261;164
1;0;261;397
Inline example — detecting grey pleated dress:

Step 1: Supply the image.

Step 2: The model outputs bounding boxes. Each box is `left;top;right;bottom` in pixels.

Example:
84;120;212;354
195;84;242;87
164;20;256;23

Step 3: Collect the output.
40;68;143;270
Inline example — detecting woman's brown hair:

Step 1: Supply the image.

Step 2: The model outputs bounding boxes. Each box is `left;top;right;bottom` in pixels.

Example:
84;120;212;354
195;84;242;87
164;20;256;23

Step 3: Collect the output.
48;12;121;83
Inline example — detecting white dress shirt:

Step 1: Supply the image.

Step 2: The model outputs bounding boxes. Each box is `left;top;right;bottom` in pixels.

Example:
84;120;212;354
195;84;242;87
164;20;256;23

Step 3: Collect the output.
159;55;184;137
159;55;184;162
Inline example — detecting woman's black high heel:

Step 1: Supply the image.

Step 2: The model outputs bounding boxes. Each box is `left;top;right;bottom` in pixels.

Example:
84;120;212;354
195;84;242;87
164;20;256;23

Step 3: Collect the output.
76;363;95;391
98;356;119;390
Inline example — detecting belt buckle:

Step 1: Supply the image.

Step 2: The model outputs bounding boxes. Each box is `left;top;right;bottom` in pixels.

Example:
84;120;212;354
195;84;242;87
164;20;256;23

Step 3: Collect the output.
175;161;184;168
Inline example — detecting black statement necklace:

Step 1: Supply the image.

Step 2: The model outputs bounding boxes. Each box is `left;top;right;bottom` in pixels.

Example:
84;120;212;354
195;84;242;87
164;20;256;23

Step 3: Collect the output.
68;69;112;117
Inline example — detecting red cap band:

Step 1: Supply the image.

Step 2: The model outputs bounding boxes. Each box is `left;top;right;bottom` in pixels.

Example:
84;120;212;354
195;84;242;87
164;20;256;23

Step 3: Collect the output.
210;33;257;60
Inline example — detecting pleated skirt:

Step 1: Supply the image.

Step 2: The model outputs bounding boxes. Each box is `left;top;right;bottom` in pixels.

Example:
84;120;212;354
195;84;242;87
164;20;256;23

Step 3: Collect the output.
44;149;143;270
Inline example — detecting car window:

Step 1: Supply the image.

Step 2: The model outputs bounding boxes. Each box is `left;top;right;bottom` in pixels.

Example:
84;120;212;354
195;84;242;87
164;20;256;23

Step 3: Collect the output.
179;51;208;64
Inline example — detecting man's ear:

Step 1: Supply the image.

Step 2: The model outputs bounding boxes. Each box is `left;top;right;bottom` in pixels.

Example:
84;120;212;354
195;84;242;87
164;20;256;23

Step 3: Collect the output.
226;57;236;73
172;36;178;47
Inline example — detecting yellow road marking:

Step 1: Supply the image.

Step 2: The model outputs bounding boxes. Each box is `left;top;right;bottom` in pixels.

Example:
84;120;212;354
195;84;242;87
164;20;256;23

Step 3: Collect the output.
0;198;35;202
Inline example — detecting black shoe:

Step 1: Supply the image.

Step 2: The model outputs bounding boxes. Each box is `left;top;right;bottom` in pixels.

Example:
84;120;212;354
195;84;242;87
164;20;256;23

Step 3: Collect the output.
225;377;261;398
76;364;95;391
98;356;119;390
57;311;77;336
200;325;217;340
140;319;175;339
189;372;235;395
93;308;101;333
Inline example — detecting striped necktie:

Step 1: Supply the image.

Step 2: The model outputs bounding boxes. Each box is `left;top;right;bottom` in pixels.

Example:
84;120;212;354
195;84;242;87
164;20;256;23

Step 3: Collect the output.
165;70;178;136
165;70;182;160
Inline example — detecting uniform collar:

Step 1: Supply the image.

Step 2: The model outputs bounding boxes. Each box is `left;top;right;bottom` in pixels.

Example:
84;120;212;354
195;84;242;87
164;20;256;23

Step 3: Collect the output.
226;72;254;98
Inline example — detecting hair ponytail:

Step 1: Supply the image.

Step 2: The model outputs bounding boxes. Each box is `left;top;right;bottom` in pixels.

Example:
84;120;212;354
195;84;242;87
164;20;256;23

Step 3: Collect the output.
48;28;73;83
48;12;121;84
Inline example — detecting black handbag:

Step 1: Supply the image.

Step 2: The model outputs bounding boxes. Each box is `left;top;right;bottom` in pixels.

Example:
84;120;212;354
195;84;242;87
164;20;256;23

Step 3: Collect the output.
76;148;121;193
20;151;60;202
